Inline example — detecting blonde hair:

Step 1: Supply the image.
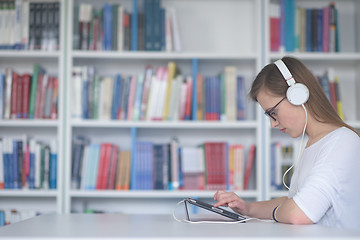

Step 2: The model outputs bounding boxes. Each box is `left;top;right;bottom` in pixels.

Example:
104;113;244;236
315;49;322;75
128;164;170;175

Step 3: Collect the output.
250;56;360;137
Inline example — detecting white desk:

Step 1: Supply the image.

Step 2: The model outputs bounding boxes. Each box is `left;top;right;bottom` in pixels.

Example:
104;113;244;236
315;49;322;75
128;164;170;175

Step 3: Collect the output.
0;213;359;239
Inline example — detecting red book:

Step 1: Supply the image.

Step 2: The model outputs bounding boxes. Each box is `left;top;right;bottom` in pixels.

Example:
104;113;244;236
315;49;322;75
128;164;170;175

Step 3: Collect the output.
96;144;108;189
11;72;19;119
100;144;112;189
91;17;99;50
22;74;31;119
23;142;30;187
184;76;192;120
270;18;280;52
270;3;280;52
205;142;226;190
329;82;337;111
34;73;44;118
16;75;23;118
107;146;119;189
243;144;256;190
51;77;58;119
322;6;330;52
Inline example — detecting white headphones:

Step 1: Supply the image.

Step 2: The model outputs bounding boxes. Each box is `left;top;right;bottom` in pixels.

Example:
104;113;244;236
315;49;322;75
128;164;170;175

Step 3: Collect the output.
274;59;309;106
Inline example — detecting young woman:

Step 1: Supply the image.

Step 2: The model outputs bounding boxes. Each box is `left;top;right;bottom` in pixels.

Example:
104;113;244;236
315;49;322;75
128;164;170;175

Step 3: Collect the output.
214;56;360;230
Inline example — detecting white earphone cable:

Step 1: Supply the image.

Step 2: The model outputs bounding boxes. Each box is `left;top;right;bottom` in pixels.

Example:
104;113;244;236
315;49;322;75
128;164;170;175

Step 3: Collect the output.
282;104;308;193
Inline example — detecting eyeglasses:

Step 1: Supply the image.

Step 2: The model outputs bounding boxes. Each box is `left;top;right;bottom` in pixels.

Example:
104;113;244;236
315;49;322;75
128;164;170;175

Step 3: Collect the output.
264;97;286;121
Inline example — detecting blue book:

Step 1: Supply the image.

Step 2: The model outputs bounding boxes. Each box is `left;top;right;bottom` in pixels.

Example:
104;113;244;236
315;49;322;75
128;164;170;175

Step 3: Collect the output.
16;141;23;189
49;141;57;189
284;0;295;52
3;139;9;189
0;210;5;226
270;143;276;189
29;140;36;189
178;147;183;188
13;140;19;189
318;75;331;102
145;142;154;190
204;77;210;119
236;76;246;120
305;9;313;52
130;127;137;190
144;0;153;50
116;75;123;120
132;0;138;51
152;0;161;51
160;8;166;51
317;9;323;52
215;77;221;120
0;74;4;119
6;140;14;189
82;76;89;119
103;3;113;50
134;141;154;190
122;77;132;120
111;75;121;120
153;144;165;189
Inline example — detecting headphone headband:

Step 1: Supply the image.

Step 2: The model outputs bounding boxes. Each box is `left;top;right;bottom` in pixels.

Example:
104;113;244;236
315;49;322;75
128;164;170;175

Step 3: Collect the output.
274;59;295;87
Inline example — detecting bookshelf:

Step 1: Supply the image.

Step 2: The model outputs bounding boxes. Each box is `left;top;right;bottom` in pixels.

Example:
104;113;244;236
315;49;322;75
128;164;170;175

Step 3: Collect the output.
1;0;359;218
264;0;360;200
0;0;66;215
64;0;263;214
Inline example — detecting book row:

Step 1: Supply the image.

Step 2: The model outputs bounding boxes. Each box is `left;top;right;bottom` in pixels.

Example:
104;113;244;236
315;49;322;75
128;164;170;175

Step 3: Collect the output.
71;136;256;191
0;209;41;227
72;63;247;121
315;68;344;120
270;1;339;52
0;65;59;120
0;137;57;190
74;0;180;52
270;142;296;191
0;0;60;50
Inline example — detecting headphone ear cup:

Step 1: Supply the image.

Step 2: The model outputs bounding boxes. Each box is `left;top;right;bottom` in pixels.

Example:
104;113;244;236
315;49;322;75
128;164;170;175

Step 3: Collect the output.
286;83;309;105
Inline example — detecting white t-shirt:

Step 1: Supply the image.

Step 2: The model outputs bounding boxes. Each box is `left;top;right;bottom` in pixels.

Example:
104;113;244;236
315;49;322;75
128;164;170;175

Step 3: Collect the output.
288;127;360;231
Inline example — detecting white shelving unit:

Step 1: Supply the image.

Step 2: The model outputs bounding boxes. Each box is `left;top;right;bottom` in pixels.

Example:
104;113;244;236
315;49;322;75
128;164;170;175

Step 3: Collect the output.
0;0;66;214
264;0;360;200
2;0;359;216
64;0;263;214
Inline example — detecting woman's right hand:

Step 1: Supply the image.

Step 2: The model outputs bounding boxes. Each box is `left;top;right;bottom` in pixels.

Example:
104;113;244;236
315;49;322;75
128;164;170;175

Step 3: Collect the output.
213;190;250;216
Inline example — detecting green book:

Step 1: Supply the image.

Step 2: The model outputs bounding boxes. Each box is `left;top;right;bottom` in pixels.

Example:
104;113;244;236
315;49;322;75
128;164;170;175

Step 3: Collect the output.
29;64;45;119
40;143;45;189
92;75;100;119
112;4;119;50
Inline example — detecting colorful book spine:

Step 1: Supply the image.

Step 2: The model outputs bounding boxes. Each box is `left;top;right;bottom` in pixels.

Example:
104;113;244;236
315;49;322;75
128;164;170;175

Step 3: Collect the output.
131;0;138;51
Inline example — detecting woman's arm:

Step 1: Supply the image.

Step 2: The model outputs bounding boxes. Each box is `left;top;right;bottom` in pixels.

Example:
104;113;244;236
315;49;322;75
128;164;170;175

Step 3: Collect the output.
275;198;313;224
214;190;313;224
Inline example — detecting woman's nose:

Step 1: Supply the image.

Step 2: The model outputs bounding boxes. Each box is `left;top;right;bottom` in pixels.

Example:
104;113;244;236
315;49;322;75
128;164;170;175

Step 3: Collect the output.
270;119;279;128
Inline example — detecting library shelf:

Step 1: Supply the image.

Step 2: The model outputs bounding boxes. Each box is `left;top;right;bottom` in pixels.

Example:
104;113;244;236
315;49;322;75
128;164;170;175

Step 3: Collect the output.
0;51;60;58
0;190;59;198
69;190;259;199
0;120;59;127
70;120;259;129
